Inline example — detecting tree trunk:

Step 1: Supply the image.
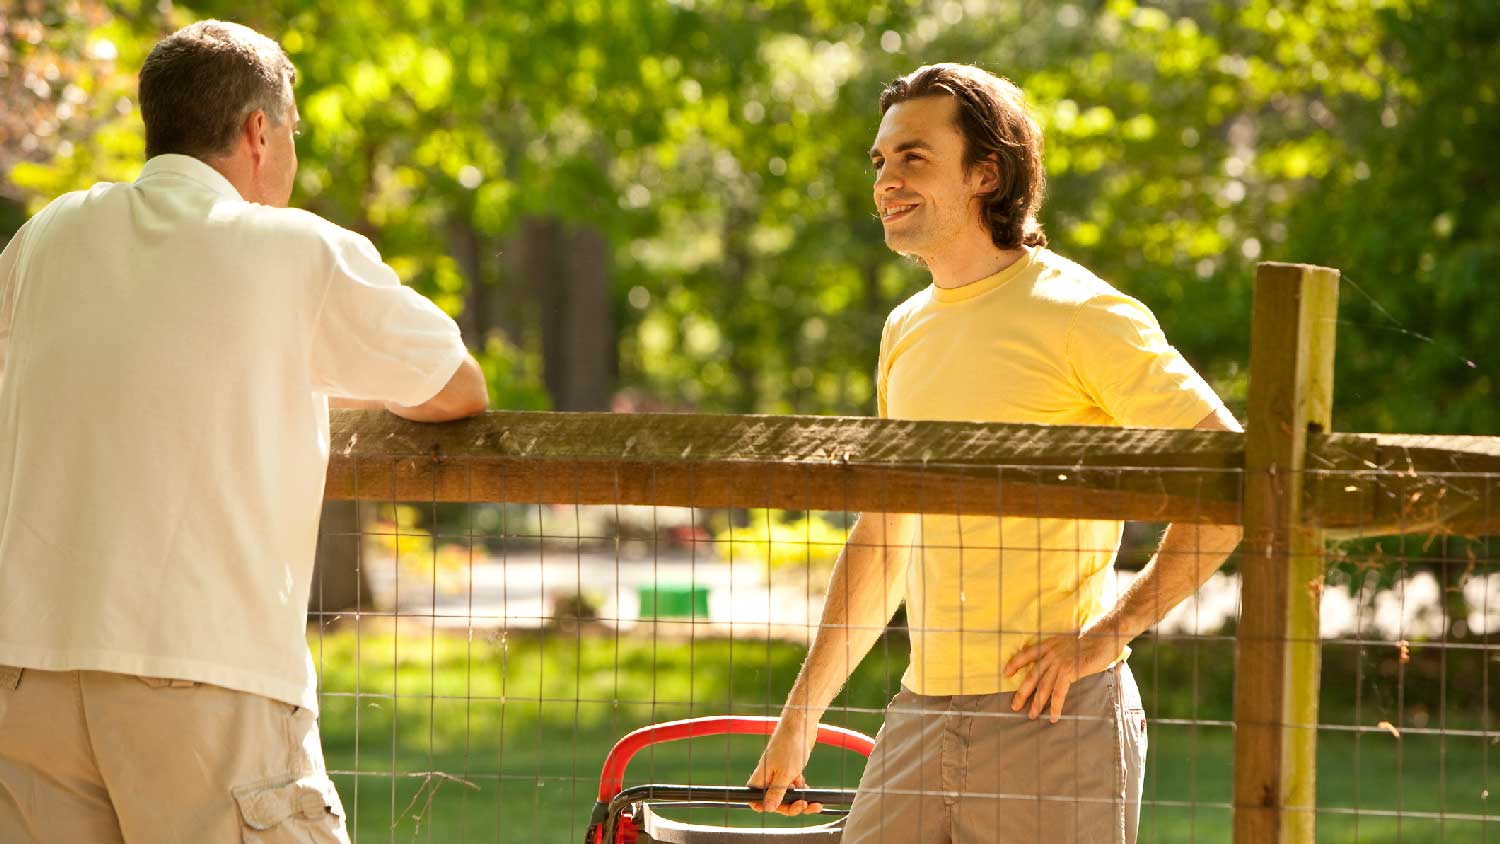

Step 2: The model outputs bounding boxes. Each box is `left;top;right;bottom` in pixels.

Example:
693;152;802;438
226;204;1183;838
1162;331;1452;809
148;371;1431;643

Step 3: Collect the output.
721;204;757;410
558;224;615;410
525;216;614;411
450;214;490;345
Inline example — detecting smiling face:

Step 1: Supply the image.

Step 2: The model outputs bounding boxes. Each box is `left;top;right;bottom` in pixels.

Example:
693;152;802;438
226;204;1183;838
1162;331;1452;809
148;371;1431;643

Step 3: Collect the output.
870;95;992;263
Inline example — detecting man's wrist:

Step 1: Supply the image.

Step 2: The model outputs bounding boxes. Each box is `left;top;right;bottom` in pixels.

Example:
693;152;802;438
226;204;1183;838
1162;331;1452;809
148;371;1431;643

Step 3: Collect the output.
1081;615;1138;650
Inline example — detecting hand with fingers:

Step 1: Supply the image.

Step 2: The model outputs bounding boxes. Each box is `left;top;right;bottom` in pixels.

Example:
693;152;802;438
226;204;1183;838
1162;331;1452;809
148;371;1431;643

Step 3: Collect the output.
1002;629;1120;724
747;713;826;817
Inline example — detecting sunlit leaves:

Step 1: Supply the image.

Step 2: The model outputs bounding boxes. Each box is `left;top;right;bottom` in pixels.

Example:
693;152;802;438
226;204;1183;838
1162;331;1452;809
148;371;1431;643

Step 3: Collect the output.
4;0;1494;429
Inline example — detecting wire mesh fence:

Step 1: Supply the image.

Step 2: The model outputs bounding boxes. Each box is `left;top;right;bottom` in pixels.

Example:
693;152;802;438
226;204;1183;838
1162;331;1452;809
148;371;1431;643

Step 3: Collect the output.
305;410;1498;843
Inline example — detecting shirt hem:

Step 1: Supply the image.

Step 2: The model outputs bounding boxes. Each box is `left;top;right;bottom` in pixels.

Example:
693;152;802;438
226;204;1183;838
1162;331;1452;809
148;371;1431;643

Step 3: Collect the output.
901;645;1132;697
0;644;318;714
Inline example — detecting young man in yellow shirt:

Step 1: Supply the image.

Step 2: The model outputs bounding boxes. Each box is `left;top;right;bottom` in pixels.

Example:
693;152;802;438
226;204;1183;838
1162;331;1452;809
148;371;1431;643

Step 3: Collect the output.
749;63;1243;843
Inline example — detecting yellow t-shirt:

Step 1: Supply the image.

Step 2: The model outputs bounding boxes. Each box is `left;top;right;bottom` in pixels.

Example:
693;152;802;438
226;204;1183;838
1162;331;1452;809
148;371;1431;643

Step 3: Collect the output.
877;247;1224;696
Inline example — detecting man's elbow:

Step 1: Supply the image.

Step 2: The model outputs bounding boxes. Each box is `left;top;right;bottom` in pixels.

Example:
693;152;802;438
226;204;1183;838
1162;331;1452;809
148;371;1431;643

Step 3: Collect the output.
453;384;489;418
387;357;489;422
437;359;489;419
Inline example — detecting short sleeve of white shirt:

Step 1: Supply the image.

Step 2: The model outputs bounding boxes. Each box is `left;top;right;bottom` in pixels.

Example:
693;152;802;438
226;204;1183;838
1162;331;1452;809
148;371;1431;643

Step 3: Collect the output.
308;228;468;406
0;214;42;385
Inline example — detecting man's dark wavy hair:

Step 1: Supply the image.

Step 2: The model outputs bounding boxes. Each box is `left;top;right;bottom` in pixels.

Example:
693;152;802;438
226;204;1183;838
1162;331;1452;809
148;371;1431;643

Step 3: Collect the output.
879;63;1047;249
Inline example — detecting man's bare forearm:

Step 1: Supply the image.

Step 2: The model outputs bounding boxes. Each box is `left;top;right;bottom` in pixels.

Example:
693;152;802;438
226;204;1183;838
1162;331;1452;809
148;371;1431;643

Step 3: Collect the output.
1087;407;1245;645
778;512;914;725
1088;521;1243;645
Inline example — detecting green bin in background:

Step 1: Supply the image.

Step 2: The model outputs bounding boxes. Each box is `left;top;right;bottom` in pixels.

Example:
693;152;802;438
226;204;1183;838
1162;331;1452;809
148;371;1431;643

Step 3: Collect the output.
636;583;710;619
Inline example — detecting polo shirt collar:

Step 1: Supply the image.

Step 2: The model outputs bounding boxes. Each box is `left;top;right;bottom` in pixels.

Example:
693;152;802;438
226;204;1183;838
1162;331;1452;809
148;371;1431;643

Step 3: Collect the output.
136;154;245;201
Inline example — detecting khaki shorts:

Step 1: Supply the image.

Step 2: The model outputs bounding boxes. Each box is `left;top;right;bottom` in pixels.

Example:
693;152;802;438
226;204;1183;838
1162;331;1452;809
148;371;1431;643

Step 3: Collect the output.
842;662;1147;844
0;665;348;844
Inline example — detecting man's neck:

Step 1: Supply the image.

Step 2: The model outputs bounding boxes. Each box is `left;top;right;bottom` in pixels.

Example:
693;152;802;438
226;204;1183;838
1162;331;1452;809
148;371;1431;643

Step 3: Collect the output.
203;154;254;203
926;242;1028;290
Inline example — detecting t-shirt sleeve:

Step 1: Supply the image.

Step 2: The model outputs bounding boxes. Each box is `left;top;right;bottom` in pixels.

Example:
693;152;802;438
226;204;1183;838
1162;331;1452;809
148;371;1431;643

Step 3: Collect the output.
1067;292;1225;429
876;316;894;418
308;228;468;406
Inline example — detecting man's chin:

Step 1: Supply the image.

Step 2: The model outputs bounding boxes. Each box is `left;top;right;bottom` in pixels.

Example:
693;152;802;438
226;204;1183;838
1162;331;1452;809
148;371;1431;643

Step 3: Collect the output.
884;234;925;260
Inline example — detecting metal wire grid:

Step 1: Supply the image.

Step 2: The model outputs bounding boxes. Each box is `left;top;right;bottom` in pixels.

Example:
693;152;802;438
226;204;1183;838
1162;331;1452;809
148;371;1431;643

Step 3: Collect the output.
1313;467;1497;843
306;457;1496;843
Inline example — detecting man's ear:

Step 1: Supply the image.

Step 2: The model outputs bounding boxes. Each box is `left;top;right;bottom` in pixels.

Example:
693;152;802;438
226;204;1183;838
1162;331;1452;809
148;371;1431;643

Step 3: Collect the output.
241;110;269;166
972;156;1002;195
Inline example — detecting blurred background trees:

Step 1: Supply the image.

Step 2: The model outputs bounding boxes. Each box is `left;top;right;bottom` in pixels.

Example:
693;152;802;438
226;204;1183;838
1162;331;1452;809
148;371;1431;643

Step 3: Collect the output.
5;0;1494;431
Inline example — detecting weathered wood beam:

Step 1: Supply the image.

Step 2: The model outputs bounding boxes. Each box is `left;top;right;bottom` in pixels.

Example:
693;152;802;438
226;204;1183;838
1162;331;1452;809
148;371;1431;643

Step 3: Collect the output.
1233;261;1339;844
1306;432;1500;536
323;410;1500;535
324;410;1245;523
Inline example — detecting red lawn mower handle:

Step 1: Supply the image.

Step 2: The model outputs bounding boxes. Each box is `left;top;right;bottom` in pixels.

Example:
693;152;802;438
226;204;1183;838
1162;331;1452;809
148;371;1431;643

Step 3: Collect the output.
595;715;876;802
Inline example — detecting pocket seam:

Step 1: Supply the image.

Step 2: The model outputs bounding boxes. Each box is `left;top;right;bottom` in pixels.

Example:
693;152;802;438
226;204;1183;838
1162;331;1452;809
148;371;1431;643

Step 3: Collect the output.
137;675;198;689
233;772;345;830
1109;669;1127;841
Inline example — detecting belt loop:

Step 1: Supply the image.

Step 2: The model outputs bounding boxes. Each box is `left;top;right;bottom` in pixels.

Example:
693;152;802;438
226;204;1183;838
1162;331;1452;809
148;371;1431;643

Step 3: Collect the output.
0;666;21;690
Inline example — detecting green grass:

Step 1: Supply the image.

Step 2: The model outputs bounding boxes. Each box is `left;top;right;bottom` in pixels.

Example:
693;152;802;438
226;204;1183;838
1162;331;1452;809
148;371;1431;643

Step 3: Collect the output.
308;626;1497;843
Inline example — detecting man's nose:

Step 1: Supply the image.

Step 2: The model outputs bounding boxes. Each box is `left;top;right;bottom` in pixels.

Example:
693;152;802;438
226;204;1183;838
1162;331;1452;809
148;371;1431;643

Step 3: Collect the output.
874;166;902;196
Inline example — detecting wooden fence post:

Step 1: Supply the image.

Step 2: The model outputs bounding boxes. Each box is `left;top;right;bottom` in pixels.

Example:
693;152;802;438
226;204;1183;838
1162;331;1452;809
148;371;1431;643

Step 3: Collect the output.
1233;262;1340;843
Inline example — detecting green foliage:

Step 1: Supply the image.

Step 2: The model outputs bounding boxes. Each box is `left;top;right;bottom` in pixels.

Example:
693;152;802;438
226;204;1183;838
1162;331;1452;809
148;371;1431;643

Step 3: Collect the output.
476;334;551;411
4;0;1494;427
1;1;154;202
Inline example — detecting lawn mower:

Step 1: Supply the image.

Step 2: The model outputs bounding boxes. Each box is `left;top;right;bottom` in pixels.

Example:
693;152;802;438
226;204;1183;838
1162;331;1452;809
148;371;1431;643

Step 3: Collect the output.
585;715;876;843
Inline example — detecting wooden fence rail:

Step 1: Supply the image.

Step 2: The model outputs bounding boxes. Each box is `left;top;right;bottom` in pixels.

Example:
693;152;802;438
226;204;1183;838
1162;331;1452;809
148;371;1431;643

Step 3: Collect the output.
324;410;1500;536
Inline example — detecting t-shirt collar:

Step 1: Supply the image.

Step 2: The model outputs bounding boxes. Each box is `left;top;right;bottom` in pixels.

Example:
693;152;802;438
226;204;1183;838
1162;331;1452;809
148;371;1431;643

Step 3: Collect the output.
136;154;245;201
930;246;1037;304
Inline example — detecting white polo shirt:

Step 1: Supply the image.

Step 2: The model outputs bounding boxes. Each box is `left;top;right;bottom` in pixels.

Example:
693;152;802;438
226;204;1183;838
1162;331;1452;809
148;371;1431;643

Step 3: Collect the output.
0;154;468;712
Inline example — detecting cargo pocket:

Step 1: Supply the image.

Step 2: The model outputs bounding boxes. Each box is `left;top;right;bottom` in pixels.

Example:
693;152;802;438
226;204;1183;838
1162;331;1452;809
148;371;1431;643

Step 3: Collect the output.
1125;707;1148;765
233;773;349;844
1117;669;1148;779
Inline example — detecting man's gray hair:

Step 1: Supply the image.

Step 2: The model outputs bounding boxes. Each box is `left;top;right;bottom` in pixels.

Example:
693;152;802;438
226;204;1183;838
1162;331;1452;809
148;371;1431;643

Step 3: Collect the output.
138;20;296;160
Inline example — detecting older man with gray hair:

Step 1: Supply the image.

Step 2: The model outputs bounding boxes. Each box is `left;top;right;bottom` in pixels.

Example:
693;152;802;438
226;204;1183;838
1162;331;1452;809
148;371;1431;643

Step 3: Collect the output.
0;20;487;842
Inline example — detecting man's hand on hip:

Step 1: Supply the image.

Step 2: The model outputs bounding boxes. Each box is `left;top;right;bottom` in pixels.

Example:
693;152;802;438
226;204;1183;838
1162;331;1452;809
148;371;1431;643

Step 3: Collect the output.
1003;627;1122;724
747;712;824;816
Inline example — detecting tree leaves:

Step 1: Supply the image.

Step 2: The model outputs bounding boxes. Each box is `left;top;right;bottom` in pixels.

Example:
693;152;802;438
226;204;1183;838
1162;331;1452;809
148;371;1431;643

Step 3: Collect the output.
3;0;1493;428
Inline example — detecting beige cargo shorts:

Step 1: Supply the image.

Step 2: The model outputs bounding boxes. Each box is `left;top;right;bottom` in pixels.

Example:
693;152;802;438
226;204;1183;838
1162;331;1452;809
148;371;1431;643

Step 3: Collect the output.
0;665;349;843
841;662;1148;844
